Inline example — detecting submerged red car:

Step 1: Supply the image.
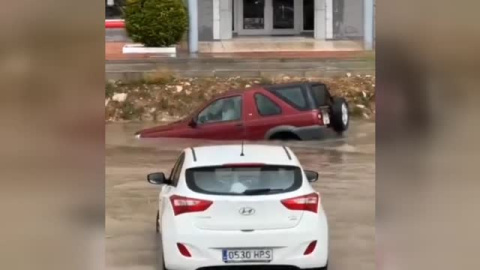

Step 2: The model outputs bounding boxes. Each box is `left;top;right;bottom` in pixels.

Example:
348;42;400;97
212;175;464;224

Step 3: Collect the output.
136;82;349;141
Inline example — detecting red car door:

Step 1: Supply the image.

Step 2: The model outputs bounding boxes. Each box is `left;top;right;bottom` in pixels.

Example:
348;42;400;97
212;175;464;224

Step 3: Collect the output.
191;94;246;140
243;90;289;140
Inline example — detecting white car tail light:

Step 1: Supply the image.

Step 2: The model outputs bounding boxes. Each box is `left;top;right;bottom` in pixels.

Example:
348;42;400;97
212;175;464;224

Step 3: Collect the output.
170;195;213;216
304;240;317;255
281;193;319;213
177;243;192;257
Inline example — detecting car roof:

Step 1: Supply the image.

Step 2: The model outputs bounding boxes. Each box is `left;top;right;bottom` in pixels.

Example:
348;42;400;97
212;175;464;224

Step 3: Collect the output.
214;86;263;98
261;81;326;89
183;144;299;168
214;82;327;99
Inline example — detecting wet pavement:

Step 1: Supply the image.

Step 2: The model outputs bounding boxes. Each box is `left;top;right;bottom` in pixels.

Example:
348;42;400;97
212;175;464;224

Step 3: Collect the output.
106;56;375;81
106;120;375;270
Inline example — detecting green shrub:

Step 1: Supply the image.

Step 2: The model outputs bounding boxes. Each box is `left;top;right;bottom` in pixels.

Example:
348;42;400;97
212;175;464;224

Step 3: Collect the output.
124;0;188;47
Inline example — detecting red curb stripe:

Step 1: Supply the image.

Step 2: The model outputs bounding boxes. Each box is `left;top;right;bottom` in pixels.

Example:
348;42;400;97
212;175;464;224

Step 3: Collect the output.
105;20;125;29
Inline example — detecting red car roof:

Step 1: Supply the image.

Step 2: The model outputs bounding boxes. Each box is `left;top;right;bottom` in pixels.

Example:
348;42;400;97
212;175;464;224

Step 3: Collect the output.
215;86;265;98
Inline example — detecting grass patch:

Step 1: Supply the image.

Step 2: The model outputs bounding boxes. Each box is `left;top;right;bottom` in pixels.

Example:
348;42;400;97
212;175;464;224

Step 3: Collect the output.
105;75;375;122
119;101;145;120
258;76;273;85
143;69;176;85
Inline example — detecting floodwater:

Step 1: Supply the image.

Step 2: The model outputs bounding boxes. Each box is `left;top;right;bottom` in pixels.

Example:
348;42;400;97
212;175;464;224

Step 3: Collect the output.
106;120;375;270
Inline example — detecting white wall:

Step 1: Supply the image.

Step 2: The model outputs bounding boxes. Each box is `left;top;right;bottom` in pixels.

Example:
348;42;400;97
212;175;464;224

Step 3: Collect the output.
337;0;364;38
219;0;233;39
314;0;326;40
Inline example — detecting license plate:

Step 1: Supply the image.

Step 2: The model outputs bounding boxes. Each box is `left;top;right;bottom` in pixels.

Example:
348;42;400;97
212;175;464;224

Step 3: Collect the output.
323;112;330;125
222;248;273;263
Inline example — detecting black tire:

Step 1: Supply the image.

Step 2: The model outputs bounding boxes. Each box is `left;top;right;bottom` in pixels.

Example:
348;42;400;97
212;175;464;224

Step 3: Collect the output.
158;249;168;270
158;233;168;270
310;262;329;270
155;210;159;233
162;256;168;270
330;97;349;133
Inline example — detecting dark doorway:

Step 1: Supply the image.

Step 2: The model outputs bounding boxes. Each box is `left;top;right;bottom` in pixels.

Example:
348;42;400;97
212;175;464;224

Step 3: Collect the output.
333;0;345;38
243;0;266;29
303;0;314;31
273;0;295;29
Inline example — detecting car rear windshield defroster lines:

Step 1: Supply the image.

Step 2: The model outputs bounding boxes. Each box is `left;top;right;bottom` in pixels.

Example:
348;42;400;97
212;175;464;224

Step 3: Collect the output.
185;165;302;196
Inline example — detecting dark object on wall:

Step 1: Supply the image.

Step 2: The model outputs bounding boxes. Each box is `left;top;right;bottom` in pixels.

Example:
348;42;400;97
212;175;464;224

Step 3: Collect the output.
106;0;125;19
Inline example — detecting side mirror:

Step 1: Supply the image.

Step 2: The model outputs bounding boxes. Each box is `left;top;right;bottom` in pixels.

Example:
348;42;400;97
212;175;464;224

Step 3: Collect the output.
188;118;197;128
304;170;319;182
147;172;169;185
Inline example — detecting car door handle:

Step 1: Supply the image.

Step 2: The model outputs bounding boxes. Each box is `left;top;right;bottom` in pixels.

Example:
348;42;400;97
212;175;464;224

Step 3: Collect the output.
235;123;244;127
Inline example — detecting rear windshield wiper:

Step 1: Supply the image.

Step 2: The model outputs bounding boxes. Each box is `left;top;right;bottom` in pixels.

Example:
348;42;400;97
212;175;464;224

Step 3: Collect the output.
242;188;284;195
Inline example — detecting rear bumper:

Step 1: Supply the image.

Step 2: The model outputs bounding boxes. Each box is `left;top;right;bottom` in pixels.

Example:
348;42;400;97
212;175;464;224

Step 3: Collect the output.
197;266;324;270
161;211;328;270
294;125;328;140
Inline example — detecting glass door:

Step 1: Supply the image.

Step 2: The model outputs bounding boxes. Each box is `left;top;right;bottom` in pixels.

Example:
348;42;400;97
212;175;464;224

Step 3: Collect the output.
239;0;267;35
271;0;301;35
237;0;301;36
273;0;294;29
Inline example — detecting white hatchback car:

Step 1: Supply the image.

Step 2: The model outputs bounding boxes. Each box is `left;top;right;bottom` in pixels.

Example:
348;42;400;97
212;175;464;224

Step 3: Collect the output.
147;144;329;270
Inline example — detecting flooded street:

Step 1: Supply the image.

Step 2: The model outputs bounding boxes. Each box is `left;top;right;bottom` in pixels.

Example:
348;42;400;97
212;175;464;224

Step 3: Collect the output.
106;120;375;270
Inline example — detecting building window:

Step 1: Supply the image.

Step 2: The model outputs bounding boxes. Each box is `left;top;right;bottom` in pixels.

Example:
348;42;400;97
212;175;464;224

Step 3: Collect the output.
303;0;314;31
243;0;265;29
273;0;295;30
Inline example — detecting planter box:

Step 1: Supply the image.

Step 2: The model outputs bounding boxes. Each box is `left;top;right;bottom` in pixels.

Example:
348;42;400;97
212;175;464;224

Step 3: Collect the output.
122;44;176;56
105;19;125;29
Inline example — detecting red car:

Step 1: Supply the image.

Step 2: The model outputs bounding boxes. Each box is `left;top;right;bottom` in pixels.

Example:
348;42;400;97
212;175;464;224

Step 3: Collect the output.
136;82;349;141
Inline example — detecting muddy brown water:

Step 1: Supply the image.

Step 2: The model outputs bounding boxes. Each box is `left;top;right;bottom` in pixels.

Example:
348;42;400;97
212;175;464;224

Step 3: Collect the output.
106;120;375;270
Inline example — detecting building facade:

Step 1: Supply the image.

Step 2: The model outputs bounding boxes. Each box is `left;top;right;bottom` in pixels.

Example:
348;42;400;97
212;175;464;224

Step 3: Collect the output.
195;0;366;41
106;0;374;51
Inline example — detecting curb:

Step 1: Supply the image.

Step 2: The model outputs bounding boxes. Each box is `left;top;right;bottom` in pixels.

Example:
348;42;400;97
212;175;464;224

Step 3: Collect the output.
106;68;375;82
106;19;125;29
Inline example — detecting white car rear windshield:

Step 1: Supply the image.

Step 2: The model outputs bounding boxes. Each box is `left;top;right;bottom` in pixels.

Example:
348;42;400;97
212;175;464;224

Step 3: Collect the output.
185;165;302;196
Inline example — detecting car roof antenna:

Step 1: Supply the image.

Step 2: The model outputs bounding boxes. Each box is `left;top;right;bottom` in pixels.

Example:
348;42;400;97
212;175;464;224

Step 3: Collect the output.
240;141;245;157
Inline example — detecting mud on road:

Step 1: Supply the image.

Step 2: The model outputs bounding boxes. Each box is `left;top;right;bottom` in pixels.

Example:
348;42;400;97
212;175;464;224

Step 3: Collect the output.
106;120;375;270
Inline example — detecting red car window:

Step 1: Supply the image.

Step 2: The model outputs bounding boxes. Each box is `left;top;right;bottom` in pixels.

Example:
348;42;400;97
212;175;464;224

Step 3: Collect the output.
197;96;242;124
311;84;330;107
254;93;282;116
271;86;309;110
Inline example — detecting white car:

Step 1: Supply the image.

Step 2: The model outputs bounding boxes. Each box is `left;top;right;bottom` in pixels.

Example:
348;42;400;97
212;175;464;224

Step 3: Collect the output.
147;144;329;270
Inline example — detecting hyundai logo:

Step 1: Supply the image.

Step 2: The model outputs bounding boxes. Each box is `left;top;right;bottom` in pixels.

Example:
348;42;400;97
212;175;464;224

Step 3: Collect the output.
239;207;256;216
